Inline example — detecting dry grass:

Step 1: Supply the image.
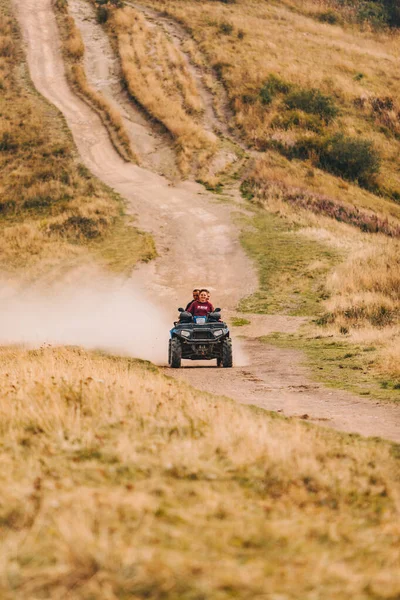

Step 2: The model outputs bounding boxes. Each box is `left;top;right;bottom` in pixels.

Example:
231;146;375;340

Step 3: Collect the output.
324;238;400;329
141;0;400;198
136;0;400;374
54;1;137;163
0;3;154;278
0;345;399;598
103;5;218;177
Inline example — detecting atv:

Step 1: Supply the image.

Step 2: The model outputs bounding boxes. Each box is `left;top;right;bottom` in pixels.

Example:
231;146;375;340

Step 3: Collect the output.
168;308;233;368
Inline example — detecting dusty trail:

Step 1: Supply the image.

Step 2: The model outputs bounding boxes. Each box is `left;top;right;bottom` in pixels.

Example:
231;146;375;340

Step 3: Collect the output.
68;0;179;178
13;0;400;442
14;0;254;311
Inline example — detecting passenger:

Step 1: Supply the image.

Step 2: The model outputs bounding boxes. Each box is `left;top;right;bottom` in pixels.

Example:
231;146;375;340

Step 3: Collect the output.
187;289;214;317
185;288;200;311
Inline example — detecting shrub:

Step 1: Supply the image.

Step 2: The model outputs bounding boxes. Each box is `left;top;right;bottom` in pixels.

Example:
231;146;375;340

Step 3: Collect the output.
284;88;338;122
50;216;105;240
385;0;400;26
0;36;15;57
346;0;400;28
241;94;256;105
280;133;380;185
357;2;389;27
319;133;381;184
259;74;291;105
0;131;18;152
0;201;16;215
23;197;53;211
213;62;230;80
317;10;340;24
371;96;394;114
219;21;234;35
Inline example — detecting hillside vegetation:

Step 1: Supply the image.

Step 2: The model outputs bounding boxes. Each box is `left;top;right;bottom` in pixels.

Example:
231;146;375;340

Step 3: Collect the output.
1;2;400;596
91;1;219;178
0;345;400;599
0;0;154;279
133;0;400;380
54;0;137;163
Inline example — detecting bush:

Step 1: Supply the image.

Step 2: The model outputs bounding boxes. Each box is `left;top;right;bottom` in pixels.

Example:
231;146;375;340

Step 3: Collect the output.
386;0;400;26
50;215;105;240
23;196;53;211
317;10;340;24
281;133;381;185
357;2;389;27
259;74;291;105
348;0;400;28
0;201;16;215
0;131;18;152
241;94;256;105
0;36;15;58
219;21;234;35
284;88;338;122
213;62;230;80
319;133;381;184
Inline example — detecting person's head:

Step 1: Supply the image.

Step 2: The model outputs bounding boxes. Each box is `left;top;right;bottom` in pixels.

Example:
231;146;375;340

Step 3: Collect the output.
192;288;200;301
206;290;210;301
199;289;208;302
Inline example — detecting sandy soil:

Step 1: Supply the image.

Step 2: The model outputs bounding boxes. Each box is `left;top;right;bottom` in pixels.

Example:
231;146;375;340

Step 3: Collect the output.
13;0;400;442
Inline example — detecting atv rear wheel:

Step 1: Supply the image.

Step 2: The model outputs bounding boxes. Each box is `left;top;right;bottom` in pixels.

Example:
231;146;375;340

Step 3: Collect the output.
222;339;233;368
170;338;182;368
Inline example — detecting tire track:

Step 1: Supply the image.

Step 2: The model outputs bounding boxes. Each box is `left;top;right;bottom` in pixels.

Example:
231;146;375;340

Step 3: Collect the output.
13;0;400;442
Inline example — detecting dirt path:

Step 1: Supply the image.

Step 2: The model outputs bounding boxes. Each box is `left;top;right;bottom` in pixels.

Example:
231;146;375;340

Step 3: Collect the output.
13;0;400;442
14;0;255;310
68;0;179;178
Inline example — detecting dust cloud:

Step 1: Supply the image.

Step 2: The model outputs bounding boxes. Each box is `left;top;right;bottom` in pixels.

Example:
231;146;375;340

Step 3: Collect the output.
0;273;248;367
0;274;171;365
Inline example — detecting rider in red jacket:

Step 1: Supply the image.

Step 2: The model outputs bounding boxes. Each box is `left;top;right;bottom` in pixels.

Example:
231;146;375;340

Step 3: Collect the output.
187;289;214;316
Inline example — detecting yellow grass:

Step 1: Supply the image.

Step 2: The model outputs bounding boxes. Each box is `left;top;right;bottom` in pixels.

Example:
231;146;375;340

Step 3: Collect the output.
54;3;137;163
106;5;218;177
135;0;400;374
0;345;399;599
324;237;400;331
141;0;400;199
0;4;154;277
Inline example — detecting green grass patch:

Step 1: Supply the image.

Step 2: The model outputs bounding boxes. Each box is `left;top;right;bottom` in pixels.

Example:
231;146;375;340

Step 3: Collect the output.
238;211;337;315
231;317;251;326
262;332;400;401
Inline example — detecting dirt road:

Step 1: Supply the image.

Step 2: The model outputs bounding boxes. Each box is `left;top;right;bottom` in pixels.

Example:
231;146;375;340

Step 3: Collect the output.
14;0;400;442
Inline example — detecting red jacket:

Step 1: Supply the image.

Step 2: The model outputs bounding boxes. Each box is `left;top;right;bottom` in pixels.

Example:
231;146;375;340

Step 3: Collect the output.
188;301;214;316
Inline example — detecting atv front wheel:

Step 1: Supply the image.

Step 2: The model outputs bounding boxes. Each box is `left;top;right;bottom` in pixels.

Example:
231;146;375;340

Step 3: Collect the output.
222;339;233;368
170;338;182;368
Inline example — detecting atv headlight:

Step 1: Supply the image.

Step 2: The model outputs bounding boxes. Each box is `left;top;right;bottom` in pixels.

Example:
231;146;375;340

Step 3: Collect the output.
213;329;223;337
181;330;191;338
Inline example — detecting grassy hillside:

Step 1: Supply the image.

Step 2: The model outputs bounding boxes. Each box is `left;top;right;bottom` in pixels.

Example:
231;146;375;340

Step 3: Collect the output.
1;2;400;595
0;0;155;279
0;345;399;599
89;1;219;179
131;0;400;380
